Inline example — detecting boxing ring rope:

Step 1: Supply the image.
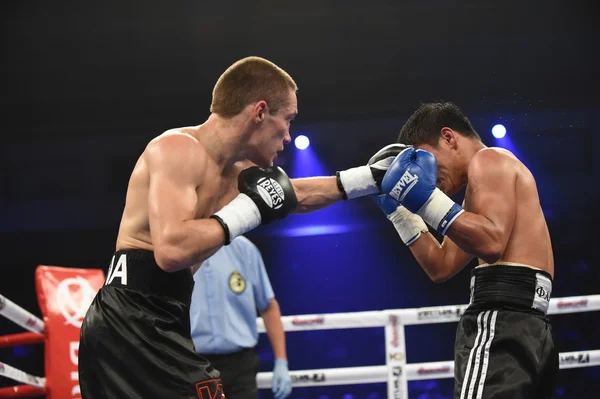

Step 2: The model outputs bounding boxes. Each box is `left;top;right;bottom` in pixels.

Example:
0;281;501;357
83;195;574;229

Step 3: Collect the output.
256;351;600;386
1;291;599;397
0;295;46;397
0;295;44;335
255;294;600;397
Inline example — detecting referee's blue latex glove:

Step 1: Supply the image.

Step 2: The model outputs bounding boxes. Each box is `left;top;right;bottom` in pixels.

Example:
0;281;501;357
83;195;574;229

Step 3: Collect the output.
272;358;292;399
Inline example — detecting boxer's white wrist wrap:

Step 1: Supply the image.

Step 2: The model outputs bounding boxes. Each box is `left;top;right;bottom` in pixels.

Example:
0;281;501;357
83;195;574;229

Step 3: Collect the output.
388;206;429;246
417;188;465;235
212;193;261;244
338;165;379;199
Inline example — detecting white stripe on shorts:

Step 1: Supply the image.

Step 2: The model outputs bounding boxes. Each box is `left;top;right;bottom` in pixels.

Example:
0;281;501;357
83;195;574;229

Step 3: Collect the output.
459;310;499;399
475;311;498;399
459;311;487;399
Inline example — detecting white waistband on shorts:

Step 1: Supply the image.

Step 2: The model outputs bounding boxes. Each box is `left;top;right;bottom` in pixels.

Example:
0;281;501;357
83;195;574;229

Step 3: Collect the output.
476;261;544;271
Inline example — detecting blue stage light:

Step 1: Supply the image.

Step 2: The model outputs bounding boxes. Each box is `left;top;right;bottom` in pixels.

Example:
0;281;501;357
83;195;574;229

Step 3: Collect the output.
492;124;507;139
294;135;310;150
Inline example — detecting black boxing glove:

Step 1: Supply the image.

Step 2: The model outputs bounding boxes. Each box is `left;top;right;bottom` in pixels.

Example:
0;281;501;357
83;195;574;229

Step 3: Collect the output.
336;143;411;199
211;166;298;244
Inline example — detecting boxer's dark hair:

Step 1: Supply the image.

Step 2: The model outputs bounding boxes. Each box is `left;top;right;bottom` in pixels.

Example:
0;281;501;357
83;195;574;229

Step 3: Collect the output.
397;102;481;147
211;56;297;118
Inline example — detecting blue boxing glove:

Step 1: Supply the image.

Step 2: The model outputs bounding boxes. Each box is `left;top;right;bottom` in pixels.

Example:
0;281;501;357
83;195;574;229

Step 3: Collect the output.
272;359;292;399
371;193;401;216
371;193;429;245
381;148;464;235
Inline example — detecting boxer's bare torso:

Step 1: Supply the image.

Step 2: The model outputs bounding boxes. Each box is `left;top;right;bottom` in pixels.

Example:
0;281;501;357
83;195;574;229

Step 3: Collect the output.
465;148;554;277
115;127;243;271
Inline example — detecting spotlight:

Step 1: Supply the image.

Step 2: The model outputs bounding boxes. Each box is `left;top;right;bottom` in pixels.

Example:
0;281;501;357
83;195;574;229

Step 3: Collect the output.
294;135;310;150
492;124;507;139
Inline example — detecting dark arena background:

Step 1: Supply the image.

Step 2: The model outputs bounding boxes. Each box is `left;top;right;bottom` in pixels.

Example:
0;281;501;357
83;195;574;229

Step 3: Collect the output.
1;1;599;398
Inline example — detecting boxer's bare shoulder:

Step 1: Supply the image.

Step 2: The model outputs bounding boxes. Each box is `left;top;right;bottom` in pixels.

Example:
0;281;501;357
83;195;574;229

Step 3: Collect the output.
115;129;212;251
470;147;517;172
465;148;519;201
143;129;210;179
147;129;203;157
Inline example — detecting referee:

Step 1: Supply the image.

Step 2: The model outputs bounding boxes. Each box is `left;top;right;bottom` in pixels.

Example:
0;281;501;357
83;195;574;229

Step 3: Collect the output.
190;235;292;399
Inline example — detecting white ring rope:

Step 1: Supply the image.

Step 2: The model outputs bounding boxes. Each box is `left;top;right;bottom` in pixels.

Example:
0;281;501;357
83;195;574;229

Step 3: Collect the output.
1;293;598;391
0;362;46;388
256;295;600;333
256;350;600;388
0;294;45;334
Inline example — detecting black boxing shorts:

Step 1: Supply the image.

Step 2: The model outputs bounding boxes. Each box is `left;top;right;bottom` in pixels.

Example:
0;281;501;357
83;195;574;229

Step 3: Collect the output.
78;249;225;399
454;264;558;399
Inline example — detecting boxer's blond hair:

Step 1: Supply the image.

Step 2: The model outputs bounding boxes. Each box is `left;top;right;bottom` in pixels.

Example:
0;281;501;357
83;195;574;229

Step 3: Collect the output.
210;56;297;118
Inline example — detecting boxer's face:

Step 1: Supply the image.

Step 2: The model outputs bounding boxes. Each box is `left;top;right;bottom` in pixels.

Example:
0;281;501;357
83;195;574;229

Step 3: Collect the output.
249;90;296;167
417;133;463;196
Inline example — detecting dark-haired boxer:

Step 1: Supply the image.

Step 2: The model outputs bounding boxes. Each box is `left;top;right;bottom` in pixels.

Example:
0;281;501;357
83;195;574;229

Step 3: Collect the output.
377;102;557;399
